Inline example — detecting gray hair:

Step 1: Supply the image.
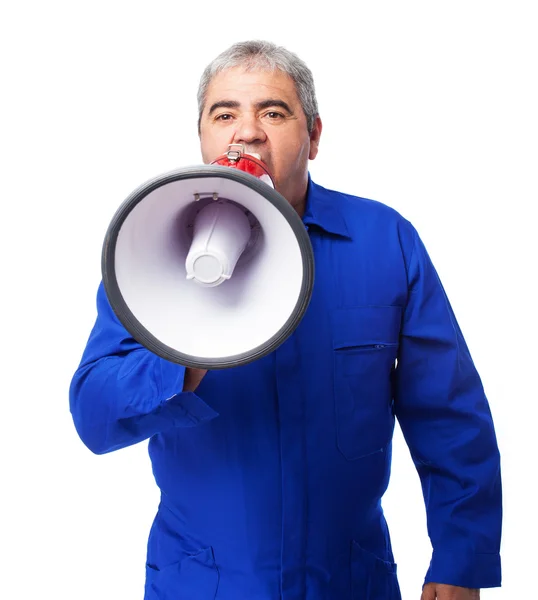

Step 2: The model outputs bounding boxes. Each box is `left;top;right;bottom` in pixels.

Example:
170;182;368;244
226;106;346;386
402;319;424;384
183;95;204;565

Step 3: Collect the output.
197;40;319;133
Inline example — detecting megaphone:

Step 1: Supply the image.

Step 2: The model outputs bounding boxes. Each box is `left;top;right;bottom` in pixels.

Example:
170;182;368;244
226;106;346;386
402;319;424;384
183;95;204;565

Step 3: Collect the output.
101;144;314;369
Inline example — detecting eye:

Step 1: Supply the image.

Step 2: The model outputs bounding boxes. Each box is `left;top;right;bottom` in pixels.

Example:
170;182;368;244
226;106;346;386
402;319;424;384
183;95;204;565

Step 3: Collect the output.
215;113;234;122
265;111;285;120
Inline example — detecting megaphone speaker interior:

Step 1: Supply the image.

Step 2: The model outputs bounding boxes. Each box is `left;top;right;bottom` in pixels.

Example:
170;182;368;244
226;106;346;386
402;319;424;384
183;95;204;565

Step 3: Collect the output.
102;155;314;369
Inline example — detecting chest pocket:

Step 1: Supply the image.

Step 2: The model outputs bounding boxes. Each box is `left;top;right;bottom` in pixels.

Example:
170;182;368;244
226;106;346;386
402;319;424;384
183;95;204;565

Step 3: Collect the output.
332;306;401;461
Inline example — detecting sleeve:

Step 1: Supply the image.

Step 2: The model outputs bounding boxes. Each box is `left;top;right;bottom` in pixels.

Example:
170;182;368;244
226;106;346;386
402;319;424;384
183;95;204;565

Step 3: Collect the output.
69;282;219;455
393;223;502;589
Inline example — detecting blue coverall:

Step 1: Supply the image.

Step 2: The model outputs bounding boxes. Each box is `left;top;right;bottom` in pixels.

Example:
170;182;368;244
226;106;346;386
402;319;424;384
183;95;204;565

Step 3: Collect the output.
70;177;502;599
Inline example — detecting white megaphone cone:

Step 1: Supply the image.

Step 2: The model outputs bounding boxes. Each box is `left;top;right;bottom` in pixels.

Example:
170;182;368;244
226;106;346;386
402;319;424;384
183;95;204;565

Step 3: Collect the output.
101;144;314;369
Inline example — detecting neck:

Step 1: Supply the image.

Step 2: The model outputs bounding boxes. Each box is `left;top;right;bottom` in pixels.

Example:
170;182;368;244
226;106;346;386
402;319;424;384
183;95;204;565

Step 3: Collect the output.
281;175;308;218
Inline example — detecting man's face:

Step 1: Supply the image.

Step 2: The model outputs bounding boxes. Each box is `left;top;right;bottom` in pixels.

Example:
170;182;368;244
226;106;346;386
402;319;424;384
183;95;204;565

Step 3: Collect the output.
199;66;322;214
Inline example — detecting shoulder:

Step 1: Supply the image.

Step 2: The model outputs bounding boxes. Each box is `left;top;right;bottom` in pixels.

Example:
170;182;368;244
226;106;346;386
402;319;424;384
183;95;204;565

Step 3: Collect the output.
312;180;416;238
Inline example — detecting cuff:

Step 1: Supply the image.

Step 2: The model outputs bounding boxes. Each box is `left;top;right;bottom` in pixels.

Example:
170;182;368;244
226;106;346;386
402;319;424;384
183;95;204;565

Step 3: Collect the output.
424;549;502;589
160;391;219;427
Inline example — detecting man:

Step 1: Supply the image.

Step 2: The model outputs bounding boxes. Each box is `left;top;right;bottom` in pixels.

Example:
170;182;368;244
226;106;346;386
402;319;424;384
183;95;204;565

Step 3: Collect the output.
70;40;502;599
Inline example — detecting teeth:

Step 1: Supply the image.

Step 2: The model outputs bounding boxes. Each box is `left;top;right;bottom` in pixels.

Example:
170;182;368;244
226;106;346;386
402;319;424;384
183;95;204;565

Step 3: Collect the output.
249;153;261;160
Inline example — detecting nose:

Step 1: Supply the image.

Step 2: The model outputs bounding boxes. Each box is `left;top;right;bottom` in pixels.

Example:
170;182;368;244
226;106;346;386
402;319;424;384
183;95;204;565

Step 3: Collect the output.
232;113;267;146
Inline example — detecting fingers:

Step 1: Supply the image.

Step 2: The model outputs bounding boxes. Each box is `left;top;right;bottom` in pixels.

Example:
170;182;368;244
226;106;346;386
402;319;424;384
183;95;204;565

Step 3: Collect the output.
421;582;437;600
422;583;480;599
183;367;208;392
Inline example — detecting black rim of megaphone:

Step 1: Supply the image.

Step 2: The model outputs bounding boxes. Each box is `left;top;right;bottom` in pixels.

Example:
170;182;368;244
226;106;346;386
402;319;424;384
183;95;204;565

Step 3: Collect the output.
101;164;315;370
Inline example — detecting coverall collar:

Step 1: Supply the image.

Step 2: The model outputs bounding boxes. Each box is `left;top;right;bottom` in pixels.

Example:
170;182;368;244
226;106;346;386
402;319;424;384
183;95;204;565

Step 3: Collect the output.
302;175;352;238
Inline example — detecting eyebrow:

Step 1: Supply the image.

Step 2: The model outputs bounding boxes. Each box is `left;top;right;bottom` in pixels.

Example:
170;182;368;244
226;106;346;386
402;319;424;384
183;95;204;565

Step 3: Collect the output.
255;99;293;114
207;99;294;116
208;100;241;116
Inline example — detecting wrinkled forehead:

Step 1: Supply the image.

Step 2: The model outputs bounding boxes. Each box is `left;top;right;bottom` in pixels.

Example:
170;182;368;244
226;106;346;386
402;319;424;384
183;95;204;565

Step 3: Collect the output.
202;66;300;112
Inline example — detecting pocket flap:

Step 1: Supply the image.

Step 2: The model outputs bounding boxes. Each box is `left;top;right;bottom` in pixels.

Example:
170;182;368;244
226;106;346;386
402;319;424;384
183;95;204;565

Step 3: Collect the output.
332;306;402;350
352;540;397;574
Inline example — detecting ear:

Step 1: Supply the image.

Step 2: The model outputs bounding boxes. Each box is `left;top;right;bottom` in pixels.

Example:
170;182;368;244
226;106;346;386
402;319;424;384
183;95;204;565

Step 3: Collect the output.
308;116;322;160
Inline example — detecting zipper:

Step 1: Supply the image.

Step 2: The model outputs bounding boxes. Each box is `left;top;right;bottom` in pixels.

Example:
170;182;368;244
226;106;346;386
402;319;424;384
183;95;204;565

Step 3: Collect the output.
335;343;397;352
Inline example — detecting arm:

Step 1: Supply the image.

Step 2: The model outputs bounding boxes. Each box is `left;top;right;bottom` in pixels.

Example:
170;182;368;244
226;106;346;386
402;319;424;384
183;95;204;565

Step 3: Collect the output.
393;223;502;589
69;282;218;455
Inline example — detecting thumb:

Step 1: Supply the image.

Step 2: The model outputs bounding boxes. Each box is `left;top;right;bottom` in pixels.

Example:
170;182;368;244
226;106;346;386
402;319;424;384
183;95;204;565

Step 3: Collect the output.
421;582;437;600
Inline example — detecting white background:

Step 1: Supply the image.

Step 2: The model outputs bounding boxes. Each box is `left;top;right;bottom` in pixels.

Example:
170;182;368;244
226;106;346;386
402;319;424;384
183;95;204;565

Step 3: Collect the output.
1;1;536;598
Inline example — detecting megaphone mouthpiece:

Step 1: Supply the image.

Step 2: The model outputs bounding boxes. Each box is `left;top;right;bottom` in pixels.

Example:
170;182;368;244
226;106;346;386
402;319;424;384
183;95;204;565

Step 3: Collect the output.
212;145;275;188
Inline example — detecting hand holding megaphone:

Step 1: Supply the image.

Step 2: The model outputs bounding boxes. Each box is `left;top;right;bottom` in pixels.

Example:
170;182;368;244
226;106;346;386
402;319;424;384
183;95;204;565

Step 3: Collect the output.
183;367;208;392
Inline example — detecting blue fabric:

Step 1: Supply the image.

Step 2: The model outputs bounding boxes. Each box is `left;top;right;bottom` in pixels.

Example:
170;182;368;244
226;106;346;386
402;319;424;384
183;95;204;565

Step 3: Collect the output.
70;177;502;599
